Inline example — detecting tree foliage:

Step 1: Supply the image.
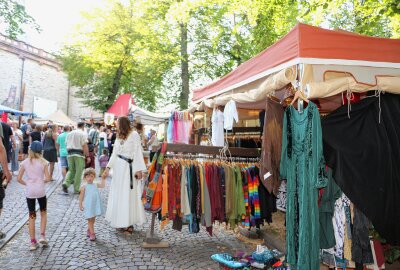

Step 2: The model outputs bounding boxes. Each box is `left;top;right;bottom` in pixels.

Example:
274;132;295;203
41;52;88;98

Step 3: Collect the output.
59;0;178;111
0;0;40;39
61;0;400;112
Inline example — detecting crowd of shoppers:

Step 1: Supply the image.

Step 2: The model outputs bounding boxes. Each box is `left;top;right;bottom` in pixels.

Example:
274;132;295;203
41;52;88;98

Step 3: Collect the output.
0;116;150;248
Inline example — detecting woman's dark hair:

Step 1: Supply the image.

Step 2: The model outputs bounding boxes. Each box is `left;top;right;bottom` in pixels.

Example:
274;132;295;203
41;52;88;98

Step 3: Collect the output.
136;123;143;132
117;116;131;140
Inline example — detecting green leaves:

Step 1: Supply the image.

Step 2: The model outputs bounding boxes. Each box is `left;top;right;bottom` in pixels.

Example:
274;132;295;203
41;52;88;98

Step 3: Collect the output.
0;0;40;39
60;0;400;112
60;0;178;111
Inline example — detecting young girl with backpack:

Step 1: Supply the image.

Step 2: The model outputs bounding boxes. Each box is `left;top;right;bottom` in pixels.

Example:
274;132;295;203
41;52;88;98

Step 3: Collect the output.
17;141;51;250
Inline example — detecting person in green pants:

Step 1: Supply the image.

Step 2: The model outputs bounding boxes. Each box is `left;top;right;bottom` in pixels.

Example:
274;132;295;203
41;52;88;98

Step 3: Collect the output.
62;122;88;194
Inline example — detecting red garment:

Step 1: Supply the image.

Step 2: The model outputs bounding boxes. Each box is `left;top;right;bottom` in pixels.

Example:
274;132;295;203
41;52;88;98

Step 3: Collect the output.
167;165;176;219
373;240;385;268
212;165;225;222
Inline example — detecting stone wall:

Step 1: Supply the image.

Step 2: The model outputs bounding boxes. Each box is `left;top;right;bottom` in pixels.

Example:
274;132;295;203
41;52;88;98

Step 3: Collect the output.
0;34;101;121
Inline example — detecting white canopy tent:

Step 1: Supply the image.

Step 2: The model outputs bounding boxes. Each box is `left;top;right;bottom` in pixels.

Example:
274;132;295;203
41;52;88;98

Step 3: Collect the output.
130;105;170;126
35;110;76;127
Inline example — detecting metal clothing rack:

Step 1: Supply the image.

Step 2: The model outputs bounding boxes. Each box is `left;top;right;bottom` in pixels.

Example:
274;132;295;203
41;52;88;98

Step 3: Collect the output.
142;143;261;248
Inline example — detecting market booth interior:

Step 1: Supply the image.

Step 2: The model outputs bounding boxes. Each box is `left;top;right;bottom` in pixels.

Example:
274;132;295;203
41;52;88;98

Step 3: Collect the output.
142;23;400;270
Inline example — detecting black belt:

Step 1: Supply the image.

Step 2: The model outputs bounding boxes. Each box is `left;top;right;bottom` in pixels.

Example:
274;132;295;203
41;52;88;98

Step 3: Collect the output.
118;155;134;189
67;149;84;155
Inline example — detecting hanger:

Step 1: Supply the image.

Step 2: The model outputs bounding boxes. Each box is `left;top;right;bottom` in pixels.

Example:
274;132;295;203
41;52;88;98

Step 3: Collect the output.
290;90;309;106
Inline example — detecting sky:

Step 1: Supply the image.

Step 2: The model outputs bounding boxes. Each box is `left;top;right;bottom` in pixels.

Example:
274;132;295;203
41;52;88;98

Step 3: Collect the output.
20;0;106;53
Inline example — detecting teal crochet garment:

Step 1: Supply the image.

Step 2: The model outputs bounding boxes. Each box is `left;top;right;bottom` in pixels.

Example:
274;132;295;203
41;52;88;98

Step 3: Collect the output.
280;102;328;270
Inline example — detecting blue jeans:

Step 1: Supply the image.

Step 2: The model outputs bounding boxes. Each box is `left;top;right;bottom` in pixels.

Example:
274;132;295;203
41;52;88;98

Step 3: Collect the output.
60;156;68;168
11;146;20;172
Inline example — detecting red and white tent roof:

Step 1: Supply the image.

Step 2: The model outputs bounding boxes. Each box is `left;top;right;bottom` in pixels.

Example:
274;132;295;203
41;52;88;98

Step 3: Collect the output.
192;23;400;104
107;94;135;117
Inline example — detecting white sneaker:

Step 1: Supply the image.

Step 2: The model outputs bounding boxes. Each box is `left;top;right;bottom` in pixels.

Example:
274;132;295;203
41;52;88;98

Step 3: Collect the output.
30;242;39;251
39;236;48;246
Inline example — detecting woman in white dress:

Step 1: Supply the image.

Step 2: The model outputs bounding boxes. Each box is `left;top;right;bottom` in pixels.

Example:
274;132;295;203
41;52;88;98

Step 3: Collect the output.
102;116;147;233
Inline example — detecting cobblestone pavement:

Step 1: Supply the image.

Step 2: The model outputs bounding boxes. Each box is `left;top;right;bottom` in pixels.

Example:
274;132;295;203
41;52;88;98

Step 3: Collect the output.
0;165;253;270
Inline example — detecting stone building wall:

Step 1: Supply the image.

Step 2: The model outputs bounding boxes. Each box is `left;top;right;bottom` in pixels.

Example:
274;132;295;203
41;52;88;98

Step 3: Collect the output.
0;34;101;121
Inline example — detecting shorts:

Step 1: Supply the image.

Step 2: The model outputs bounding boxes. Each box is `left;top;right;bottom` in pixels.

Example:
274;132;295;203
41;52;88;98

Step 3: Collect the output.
27;196;47;218
23;141;30;154
0;187;5;209
60;156;68;168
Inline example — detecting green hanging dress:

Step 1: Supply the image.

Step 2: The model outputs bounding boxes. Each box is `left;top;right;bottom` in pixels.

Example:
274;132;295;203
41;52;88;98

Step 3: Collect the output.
280;102;328;270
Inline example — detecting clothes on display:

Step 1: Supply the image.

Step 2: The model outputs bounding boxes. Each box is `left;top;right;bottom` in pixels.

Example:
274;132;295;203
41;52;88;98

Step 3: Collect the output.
260;97;284;195
166;111;193;144
319;168;342;250
227;136;261;148
332;193;351;259
223;100;239;130
321;191;375;269
321;93;400;245
150;157;273;236
276;180;287;212
352;207;373;266
280;101;327;270
211;108;224;146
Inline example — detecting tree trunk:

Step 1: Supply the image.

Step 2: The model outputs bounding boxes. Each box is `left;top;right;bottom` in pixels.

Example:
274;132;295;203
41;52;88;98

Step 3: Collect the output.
107;62;124;109
179;22;189;110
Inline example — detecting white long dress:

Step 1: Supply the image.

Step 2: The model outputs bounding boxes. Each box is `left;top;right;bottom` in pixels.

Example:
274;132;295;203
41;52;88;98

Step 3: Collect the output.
105;131;147;228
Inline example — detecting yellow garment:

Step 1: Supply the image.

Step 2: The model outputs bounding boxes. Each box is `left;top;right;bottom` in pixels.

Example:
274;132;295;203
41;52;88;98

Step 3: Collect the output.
344;222;352;261
199;164;205;215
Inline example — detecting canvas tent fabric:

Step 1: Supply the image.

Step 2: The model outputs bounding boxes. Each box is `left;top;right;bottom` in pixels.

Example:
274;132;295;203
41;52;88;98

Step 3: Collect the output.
106;94;169;125
107;94;135;116
0;105;33;116
191;23;400;106
130;105;169;125
35;110;76;126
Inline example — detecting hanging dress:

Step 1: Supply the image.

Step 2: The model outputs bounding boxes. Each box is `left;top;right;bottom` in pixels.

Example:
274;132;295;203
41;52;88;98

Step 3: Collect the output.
280;102;327;270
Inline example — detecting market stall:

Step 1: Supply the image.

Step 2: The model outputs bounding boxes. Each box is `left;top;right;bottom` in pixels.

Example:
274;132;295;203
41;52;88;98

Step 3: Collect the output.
0;104;34;122
144;24;400;269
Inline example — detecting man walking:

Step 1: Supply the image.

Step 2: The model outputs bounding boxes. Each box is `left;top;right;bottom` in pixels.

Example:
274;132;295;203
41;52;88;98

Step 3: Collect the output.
0;122;15;165
21;119;33;160
62;122;88;194
56;125;71;180
88;124;99;156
